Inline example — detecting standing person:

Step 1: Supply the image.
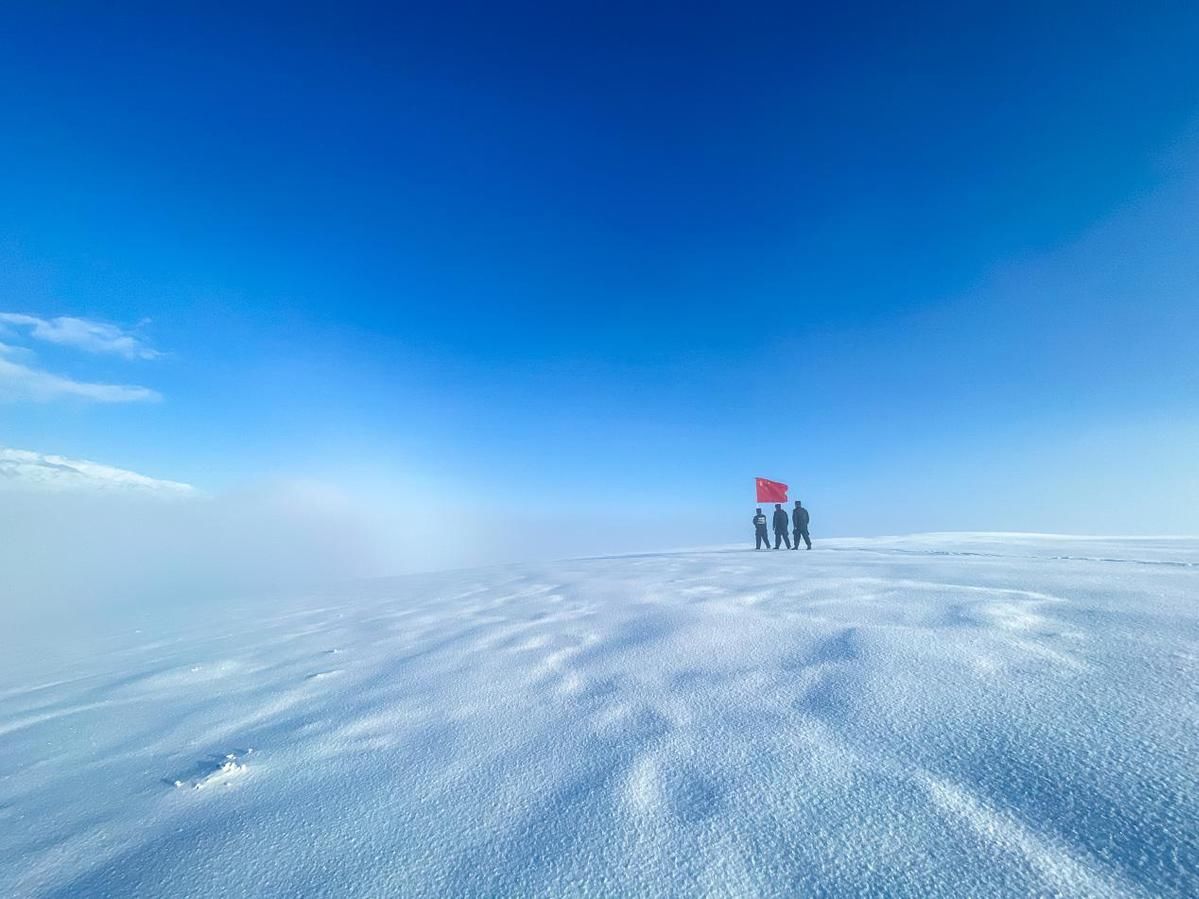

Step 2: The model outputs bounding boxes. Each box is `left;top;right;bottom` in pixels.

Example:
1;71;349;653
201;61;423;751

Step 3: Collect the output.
752;508;770;550
772;503;792;550
792;500;812;550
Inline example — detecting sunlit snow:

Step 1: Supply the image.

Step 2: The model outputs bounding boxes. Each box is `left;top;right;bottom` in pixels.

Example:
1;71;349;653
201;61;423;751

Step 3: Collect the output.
3;535;1196;897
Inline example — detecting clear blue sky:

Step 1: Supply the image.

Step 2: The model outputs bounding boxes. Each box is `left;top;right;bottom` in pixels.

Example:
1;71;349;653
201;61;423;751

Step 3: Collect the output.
2;2;1197;561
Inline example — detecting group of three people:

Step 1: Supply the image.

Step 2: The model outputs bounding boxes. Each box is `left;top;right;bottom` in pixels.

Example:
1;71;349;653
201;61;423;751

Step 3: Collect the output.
753;501;812;550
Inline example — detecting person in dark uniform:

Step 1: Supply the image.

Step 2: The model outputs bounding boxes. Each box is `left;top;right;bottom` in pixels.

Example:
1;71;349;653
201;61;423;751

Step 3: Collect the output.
792;500;811;550
772;503;792;550
752;508;770;550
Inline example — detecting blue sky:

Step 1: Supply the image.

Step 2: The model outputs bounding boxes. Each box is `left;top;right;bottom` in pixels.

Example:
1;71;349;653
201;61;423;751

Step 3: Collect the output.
1;2;1198;567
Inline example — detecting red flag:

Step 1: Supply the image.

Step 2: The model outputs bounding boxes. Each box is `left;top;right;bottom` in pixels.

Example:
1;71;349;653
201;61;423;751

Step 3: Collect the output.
755;477;788;503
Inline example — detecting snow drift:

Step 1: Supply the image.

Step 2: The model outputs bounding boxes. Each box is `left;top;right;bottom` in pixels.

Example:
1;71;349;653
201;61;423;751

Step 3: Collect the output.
2;535;1196;897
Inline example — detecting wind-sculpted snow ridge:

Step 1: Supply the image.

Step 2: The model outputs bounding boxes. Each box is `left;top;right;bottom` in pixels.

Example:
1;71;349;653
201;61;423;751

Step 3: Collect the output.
2;535;1197;897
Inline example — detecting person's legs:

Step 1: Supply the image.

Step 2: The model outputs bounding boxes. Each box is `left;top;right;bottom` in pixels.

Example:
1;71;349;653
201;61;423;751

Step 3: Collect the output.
792;527;800;549
801;529;812;549
756;531;767;550
780;530;792;550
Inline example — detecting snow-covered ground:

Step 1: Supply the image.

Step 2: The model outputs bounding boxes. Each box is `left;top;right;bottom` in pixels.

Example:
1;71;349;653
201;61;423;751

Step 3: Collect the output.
3;534;1197;897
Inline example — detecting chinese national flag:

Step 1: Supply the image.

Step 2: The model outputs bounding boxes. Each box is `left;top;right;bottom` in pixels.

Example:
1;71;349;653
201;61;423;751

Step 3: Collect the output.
756;477;788;503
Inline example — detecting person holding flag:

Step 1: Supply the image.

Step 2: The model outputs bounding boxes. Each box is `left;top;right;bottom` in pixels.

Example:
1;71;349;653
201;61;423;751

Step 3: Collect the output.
755;478;792;550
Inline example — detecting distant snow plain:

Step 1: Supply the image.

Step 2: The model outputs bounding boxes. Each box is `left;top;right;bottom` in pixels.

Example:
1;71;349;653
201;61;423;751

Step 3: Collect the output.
3;534;1197;897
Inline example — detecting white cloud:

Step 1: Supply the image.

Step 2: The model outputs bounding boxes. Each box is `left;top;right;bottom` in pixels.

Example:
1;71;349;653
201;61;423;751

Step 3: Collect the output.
0;351;160;403
0;447;194;494
0;312;160;359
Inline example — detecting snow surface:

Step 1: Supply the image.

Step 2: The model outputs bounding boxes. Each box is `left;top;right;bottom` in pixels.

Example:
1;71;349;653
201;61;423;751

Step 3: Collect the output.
3;534;1197;897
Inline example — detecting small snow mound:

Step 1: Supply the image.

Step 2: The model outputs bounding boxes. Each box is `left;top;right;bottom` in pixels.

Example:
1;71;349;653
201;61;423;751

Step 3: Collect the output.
171;749;254;790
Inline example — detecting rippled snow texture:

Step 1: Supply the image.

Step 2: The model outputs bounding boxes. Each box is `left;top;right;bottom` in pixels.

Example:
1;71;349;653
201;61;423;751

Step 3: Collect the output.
3;535;1197;897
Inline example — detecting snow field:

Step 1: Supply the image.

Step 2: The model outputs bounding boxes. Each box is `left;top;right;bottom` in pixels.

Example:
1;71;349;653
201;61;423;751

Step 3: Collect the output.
2;535;1197;897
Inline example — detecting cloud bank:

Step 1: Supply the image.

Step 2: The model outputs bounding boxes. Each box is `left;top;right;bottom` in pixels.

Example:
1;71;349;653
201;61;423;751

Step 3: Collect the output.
0;446;682;632
1;474;383;623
